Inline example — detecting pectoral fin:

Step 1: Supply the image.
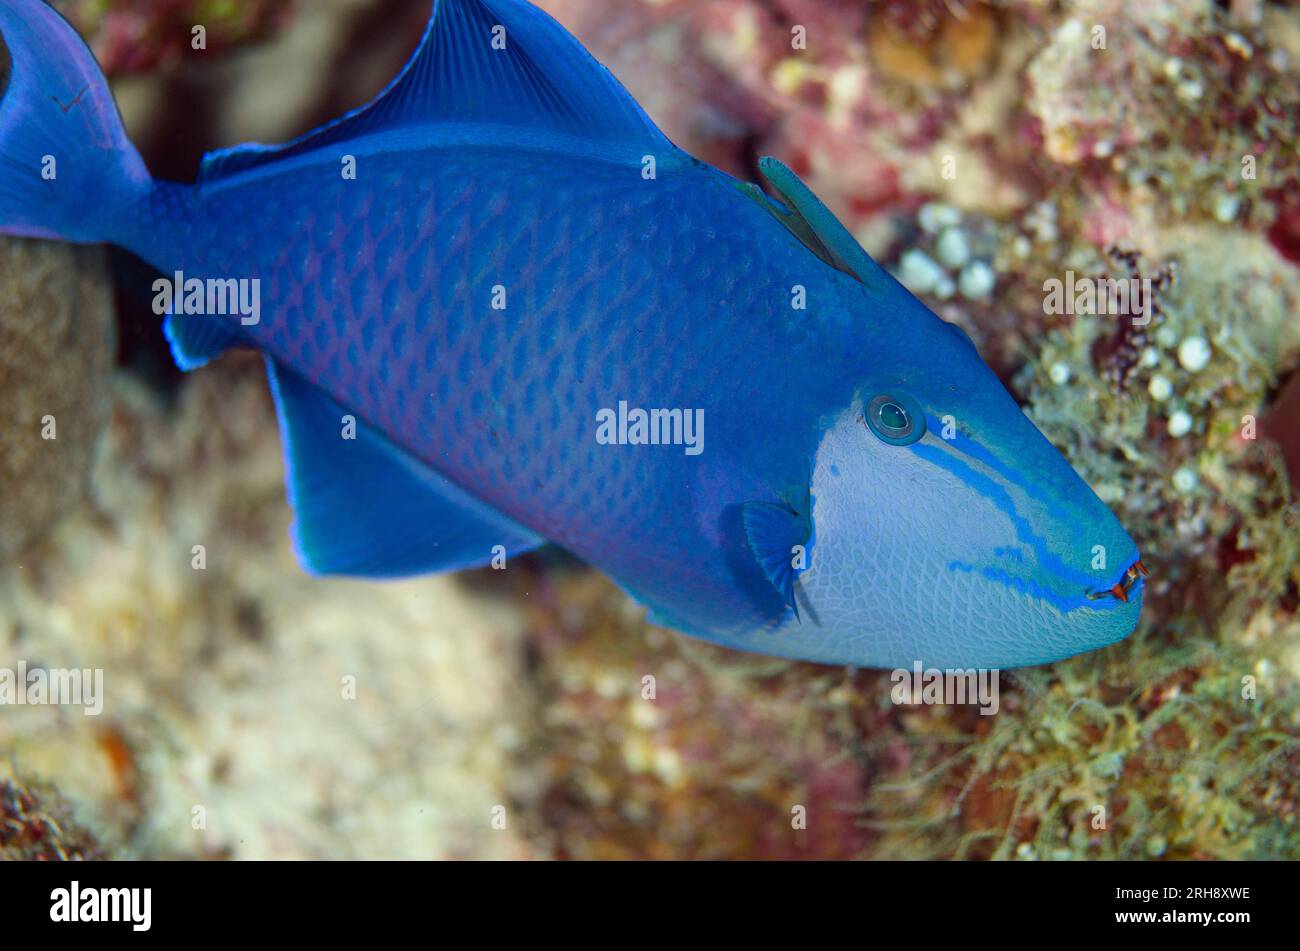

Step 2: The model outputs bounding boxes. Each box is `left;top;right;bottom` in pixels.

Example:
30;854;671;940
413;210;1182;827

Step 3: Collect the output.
741;499;812;619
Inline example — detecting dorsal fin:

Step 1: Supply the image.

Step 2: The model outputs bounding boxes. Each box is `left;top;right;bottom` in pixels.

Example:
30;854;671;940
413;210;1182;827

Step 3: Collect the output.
199;0;673;184
741;156;891;290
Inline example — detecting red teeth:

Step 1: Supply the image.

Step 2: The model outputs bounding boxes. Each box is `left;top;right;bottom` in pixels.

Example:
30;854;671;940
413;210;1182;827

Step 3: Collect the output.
1087;560;1150;600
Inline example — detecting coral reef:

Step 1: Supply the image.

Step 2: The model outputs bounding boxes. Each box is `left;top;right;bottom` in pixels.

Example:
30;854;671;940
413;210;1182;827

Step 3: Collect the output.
0;356;541;859
2;0;1296;860
506;0;1300;859
500;568;878;859
0;775;108;861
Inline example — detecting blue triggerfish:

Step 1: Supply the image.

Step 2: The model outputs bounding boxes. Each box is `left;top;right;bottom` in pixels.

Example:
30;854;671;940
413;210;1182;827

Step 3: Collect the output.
0;0;1146;667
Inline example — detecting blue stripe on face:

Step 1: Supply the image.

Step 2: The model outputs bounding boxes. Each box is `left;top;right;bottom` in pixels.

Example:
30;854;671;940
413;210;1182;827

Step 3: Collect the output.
906;436;1099;602
945;559;1086;614
923;413;1057;510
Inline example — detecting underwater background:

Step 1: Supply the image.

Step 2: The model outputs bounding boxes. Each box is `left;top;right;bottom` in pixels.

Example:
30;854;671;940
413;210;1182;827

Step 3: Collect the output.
1;0;1297;860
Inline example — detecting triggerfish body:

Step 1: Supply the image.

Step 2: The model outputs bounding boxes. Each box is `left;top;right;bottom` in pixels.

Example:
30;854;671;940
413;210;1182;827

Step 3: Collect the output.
0;0;1145;668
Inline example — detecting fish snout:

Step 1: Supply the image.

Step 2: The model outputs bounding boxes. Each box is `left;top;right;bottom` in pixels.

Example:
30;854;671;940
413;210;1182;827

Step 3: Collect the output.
1086;558;1150;604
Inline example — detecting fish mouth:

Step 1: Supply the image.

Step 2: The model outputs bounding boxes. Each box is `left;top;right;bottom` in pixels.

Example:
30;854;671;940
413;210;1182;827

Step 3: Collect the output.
1086;560;1149;603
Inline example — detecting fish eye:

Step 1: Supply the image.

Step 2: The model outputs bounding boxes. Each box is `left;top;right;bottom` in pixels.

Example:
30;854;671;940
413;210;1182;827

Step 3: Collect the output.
865;393;926;446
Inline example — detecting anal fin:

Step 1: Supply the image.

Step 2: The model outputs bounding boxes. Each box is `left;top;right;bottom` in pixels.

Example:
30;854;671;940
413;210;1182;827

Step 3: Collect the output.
265;358;543;577
164;313;245;371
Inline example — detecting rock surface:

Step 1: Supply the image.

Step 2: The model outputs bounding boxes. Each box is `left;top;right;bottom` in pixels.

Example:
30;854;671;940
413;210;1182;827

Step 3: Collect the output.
0;239;115;560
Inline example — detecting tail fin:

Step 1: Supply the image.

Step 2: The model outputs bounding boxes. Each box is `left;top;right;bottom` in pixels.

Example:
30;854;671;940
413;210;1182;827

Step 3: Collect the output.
0;0;149;242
